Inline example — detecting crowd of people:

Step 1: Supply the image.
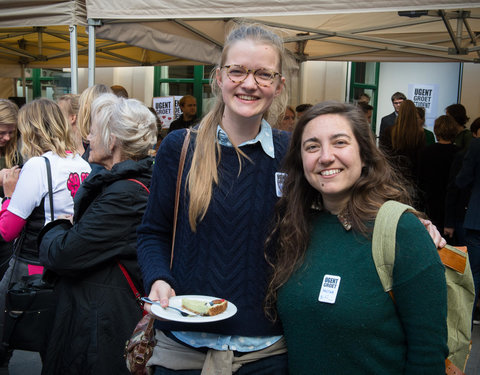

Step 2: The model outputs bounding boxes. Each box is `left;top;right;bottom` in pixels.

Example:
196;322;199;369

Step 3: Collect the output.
0;21;477;375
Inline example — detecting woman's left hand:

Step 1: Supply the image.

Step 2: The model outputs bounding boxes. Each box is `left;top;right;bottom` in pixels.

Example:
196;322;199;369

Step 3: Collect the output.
3;166;21;197
420;218;447;249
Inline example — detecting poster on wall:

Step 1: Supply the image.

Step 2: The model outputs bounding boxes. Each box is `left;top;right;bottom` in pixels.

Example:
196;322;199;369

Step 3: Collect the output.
152;96;183;128
408;83;439;129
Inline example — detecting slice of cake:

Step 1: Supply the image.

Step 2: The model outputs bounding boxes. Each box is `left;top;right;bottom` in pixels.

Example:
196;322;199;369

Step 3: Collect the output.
182;298;228;316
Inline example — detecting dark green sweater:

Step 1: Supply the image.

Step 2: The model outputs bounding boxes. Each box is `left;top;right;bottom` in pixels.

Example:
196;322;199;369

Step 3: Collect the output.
277;211;448;374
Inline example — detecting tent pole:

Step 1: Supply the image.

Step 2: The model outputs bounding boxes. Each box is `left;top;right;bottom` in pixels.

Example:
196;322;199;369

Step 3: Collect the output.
70;25;78;94
88;19;100;87
21;64;26;100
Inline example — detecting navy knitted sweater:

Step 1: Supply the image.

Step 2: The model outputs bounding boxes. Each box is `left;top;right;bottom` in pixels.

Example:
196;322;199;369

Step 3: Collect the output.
137;128;290;336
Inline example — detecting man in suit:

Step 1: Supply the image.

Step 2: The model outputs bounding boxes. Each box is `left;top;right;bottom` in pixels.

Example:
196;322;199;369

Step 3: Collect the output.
379;91;406;138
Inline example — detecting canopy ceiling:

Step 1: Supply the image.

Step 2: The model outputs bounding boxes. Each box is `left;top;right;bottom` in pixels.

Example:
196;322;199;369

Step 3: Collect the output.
0;0;479;77
89;0;480;64
0;0;194;75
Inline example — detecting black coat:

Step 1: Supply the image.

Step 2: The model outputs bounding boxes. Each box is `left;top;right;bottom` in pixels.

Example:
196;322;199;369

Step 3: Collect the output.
38;157;153;375
418;143;459;232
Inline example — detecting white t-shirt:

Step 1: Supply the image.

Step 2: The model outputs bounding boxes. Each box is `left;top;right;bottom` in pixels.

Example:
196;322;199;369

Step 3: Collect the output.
8;151;91;225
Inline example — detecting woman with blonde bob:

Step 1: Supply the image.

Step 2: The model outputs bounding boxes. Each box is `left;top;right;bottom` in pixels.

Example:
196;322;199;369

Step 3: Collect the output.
137;23;291;374
0;98;91;363
38;93;156;374
265;102;448;374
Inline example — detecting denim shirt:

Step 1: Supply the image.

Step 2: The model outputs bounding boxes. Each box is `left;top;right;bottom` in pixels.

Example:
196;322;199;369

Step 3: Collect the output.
172;119;281;351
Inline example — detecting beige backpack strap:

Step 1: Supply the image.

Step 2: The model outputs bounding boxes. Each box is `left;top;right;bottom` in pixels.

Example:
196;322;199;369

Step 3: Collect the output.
170;128;191;270
371;200;414;292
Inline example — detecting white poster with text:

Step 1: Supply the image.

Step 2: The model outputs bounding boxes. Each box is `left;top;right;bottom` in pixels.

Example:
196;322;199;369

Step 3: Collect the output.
152;96;183;128
408;83;439;129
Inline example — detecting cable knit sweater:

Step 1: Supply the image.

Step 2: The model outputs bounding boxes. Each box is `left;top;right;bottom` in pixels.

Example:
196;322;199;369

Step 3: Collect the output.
137;128;290;336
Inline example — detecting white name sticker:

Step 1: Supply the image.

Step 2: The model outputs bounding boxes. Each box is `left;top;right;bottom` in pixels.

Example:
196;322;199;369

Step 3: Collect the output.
275;172;287;197
318;274;341;304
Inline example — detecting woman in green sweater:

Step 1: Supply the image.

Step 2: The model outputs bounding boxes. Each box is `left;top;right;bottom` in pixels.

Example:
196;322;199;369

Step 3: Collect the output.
265;102;448;374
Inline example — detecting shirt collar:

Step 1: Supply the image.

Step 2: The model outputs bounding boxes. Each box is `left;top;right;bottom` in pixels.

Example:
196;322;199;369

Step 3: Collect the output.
216;119;275;158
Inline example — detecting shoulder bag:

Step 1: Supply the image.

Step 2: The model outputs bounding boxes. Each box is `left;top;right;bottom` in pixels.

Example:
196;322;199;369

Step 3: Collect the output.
372;200;475;375
2;157;58;352
124;129;191;375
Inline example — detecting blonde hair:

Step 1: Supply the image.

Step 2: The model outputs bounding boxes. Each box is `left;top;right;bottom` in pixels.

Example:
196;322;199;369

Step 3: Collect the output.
0;99;20;168
17;98;77;158
187;23;289;231
77;84;112;140
90;94;157;160
57;93;80;116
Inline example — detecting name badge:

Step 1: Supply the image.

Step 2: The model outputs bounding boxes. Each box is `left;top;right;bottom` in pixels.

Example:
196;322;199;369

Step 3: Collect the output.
318;274;341;304
275;172;287;197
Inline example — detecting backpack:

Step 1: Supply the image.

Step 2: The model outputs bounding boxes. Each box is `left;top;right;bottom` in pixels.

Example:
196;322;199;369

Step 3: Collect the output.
372;200;475;375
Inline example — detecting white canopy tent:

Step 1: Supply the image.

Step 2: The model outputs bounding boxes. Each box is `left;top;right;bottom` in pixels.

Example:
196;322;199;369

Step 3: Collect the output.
87;0;480;68
1;1;480;95
0;0;87;93
0;0;198;94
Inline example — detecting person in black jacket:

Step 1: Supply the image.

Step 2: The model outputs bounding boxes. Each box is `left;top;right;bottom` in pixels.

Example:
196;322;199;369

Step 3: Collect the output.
378;91;406;148
418;115;459;235
38;93;157;375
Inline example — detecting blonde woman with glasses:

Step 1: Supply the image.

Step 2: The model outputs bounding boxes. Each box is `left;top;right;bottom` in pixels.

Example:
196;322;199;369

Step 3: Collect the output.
137;23;291;374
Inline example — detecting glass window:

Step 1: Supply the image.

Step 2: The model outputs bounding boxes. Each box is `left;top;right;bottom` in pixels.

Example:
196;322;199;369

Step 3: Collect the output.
159;82;194;97
353;62;377;85
353;88;374;105
202;83;215;116
164;66;194;79
203;65;215;79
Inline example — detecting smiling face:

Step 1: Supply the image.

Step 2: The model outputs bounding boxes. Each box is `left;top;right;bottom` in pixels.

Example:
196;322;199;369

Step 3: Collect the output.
216;40;284;126
301;114;363;212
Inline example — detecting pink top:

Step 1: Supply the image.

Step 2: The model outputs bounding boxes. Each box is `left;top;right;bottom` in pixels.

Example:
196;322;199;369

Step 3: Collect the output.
0;199;27;242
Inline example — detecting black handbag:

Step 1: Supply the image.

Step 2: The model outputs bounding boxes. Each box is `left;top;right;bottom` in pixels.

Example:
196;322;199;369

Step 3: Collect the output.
2;157;57;353
2;274;56;352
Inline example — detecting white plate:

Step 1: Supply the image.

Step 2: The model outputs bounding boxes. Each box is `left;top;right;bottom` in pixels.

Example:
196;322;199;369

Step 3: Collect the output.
151;295;237;323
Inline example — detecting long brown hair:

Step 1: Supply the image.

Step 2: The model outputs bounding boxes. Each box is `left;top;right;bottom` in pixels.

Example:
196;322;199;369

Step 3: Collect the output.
391;99;425;152
187;23;290;231
264;101;413;320
0;99;21;168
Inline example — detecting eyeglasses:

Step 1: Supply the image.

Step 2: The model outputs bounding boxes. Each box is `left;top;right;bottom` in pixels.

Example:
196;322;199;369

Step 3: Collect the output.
222;65;281;87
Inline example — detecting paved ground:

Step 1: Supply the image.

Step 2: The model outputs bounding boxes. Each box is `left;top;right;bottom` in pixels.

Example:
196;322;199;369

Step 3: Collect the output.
466;323;480;374
5;324;480;374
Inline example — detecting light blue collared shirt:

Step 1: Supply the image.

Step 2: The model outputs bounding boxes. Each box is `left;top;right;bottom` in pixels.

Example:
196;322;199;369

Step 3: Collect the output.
215;119;275;158
172;119;281;352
